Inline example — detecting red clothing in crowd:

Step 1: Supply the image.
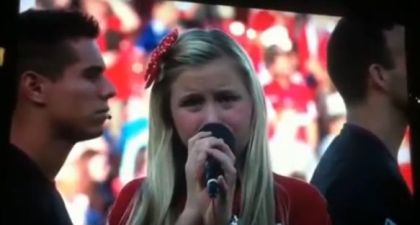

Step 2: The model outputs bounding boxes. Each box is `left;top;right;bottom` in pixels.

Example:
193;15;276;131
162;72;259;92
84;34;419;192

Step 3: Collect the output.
97;15;122;52
285;17;330;78
264;75;317;142
108;174;331;225
97;15;137;102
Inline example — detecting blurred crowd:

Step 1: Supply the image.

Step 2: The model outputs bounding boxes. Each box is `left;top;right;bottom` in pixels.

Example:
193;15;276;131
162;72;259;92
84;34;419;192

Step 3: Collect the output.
32;0;413;224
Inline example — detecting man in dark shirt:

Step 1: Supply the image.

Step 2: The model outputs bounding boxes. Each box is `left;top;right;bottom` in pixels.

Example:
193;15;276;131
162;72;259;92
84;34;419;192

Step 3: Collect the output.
2;10;115;225
310;16;415;225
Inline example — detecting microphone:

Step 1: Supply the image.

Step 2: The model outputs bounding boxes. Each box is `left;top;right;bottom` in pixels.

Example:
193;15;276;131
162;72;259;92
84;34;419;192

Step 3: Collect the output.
199;123;235;198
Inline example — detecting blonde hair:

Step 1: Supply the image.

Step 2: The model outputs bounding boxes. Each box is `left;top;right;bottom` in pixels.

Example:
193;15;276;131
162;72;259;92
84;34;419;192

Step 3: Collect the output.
126;29;276;225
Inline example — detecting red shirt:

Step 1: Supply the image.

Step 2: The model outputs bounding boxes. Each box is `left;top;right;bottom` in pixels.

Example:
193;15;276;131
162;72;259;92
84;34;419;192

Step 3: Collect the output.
264;76;317;142
96;15;135;101
264;76;315;114
108;174;331;225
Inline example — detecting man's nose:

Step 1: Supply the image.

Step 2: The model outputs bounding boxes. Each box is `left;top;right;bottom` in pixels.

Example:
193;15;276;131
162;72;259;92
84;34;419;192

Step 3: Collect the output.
101;77;116;100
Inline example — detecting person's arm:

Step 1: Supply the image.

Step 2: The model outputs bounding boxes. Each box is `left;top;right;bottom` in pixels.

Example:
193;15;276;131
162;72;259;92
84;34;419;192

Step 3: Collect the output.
106;0;141;34
305;100;319;151
305;57;332;93
306;120;319;151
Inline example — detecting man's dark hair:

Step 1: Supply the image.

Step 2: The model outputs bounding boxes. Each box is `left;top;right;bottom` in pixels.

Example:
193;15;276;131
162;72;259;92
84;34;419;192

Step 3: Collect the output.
17;9;100;81
327;16;399;105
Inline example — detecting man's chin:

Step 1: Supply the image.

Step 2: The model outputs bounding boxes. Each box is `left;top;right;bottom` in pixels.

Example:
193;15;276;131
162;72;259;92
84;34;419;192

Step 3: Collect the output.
75;129;104;142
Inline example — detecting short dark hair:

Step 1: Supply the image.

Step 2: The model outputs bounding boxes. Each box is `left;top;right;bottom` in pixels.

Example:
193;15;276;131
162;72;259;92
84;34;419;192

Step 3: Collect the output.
17;9;100;80
327;16;398;105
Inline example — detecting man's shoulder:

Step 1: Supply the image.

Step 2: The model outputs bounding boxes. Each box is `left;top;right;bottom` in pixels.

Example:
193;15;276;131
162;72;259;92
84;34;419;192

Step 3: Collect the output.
311;153;414;225
310;128;384;186
323;176;414;225
2;183;72;225
311;137;354;185
311;143;388;199
311;130;406;195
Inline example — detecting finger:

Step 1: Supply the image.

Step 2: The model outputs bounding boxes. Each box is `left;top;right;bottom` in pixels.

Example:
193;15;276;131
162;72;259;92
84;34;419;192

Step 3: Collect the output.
216;175;235;206
187;131;212;151
197;150;207;164
206;148;236;184
215;138;236;162
202;137;236;162
206;148;236;173
190;136;221;157
185;138;209;174
195;151;207;177
217;175;229;196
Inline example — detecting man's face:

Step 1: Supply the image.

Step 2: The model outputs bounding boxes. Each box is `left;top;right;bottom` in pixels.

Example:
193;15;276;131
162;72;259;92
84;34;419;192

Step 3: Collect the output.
45;38;116;141
384;25;407;113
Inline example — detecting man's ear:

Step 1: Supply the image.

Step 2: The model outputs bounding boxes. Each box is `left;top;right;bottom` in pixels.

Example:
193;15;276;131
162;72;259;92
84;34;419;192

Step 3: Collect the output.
20;71;50;105
368;63;390;92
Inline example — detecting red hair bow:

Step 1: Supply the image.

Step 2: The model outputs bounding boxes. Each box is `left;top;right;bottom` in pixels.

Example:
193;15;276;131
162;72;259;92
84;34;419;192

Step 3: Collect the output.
144;29;179;88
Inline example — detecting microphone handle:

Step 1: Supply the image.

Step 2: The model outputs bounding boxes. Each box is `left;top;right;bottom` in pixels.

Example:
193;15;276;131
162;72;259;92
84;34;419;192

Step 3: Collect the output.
205;156;223;198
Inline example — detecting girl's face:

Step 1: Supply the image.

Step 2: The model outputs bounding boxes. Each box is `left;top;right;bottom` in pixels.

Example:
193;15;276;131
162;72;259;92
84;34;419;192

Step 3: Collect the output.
170;58;253;155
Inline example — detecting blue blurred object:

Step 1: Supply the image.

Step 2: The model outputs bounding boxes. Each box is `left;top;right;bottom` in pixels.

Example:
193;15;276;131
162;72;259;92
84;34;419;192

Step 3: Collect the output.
102;128;119;155
119;118;149;155
118;117;149;183
136;20;170;54
305;73;318;89
86;208;104;225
